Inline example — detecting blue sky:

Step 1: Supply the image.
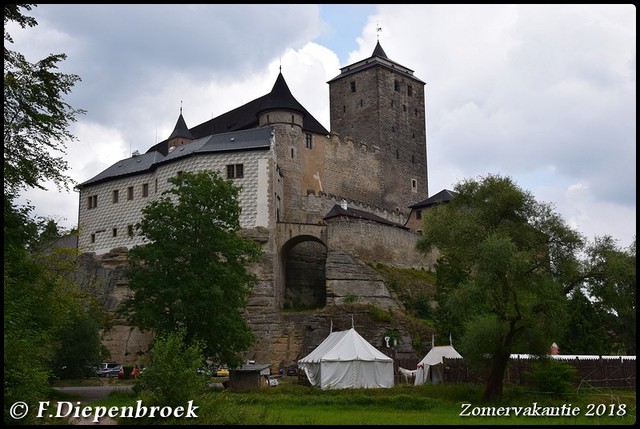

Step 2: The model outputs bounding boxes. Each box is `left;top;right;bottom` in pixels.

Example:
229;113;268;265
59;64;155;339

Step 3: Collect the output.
8;4;636;249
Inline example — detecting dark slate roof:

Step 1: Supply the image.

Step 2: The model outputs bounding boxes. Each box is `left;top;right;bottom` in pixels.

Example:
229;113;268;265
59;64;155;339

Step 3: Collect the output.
371;40;388;59
324;204;407;229
409;189;457;209
327;41;425;85
146;72;328;155
230;363;271;373
77;127;272;188
167;112;194;141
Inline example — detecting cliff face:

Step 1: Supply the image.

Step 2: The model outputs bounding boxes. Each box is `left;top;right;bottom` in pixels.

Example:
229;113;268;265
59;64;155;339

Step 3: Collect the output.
77;231;434;370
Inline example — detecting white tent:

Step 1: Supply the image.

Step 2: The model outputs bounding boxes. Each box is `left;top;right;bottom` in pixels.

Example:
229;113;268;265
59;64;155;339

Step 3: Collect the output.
414;345;463;385
298;328;394;390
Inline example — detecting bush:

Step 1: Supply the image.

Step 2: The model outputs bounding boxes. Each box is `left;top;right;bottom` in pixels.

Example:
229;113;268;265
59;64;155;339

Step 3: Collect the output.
134;328;207;407
525;359;578;398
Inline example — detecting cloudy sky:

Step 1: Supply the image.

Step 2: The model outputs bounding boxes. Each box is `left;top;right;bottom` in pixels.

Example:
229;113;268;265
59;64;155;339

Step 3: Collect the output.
9;4;636;248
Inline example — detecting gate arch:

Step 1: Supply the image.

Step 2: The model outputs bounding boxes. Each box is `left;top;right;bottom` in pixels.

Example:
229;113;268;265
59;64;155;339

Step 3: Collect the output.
280;234;327;310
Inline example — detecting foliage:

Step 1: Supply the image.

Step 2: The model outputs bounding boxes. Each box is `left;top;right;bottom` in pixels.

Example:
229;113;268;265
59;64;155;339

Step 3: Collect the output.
580;236;636;354
134;328;207;408
344;293;358;303
561;288;611;355
524;358;578;398
52;312;109;379
416;174;584;401
369;263;437;321
4;4;85;197
4;6;98;423
120;170;262;367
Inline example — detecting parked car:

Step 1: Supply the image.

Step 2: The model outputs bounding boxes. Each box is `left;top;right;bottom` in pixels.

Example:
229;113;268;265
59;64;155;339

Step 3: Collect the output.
96;363;122;378
214;365;229;377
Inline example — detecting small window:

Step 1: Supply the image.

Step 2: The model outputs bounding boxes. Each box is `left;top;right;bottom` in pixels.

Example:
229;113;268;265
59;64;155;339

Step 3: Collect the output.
142;183;149;197
396;150;399;159
112;190;119;203
90;233;96;243
350;81;356;92
343;105;346;113
408;85;413;96
127;186;134;200
155;178;158;193
127;225;134;237
226;164;244;179
403;105;406;112
87;195;98;209
112;228;117;237
412;155;415;164
291;148;294;158
305;133;313;149
415;210;422;220
411;179;418;192
394;79;400;92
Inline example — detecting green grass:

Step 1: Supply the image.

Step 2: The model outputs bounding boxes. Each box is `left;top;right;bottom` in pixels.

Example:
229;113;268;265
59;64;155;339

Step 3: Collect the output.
62;378;635;425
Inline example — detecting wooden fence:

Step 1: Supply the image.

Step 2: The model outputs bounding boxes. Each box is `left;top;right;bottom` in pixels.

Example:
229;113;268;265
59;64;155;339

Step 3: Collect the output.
443;356;636;390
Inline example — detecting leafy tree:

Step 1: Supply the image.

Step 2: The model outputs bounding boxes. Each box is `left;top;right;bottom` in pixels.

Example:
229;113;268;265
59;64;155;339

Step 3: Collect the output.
120;170;262;368
416;174;584;402
52;312;109;379
581;236;636;354
4;4;85;197
561;288;610;355
4;5;93;423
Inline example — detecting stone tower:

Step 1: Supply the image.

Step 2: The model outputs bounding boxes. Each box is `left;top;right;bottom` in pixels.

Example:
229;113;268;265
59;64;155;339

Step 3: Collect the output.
328;41;428;213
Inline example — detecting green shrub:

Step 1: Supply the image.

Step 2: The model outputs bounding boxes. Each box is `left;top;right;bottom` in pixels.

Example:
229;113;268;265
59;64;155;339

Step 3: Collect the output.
344;294;358;303
134;328;207;407
525;359;577;398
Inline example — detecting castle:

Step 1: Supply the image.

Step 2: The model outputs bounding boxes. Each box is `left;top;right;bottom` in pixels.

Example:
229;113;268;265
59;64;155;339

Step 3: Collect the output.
75;41;444;367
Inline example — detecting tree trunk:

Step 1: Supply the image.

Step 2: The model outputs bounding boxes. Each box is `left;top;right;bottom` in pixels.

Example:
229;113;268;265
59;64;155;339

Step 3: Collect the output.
482;351;510;402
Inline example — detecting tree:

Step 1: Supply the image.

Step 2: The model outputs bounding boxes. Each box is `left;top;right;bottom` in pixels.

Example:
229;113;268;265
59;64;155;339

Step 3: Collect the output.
4;3;85;197
120;170;262;368
4;5;92;423
416;174;585;402
581;236;636;354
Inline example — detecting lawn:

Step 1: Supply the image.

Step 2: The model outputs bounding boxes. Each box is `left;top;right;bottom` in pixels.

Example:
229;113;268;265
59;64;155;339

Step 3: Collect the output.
51;377;635;425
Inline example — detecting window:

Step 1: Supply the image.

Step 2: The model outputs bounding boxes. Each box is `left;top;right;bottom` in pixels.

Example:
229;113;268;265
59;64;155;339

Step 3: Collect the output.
350;81;356;92
155;178;158;193
90;233;96;243
112;190;119;203
305;133;312;149
127;225;134;237
87;195;98;209
411;179;418;192
415;210;422;220
142;183;149;197
112;228;117;237
408;85;413;96
394;79;400;92
226;164;244;179
127;186;134;200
